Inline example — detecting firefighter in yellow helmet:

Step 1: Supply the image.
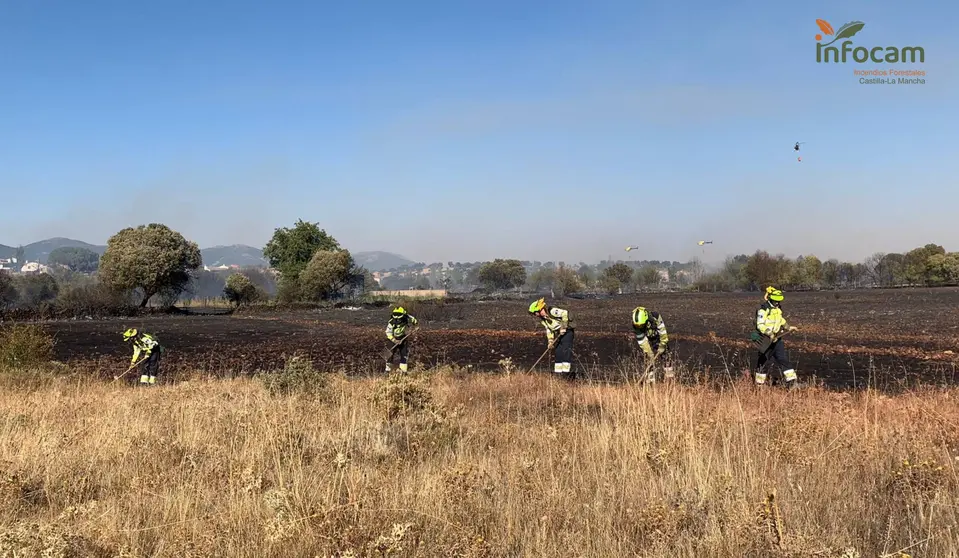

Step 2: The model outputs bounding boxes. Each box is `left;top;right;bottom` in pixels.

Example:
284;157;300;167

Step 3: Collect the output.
528;298;576;380
122;328;164;385
629;306;674;383
751;286;799;388
385;306;418;373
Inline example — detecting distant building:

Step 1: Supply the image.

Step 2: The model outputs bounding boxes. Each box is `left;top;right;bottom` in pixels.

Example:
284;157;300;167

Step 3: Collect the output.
20;261;50;275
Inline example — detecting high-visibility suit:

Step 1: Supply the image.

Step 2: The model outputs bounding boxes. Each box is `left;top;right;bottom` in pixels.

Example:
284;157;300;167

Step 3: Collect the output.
385;309;418;373
125;329;163;385
631;307;674;383
536;305;575;378
753;294;798;387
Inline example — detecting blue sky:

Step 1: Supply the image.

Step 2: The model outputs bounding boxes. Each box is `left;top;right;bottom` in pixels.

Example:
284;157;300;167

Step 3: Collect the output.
1;0;956;265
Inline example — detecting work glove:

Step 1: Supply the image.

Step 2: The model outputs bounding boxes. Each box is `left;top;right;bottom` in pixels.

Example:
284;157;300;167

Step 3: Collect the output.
787;326;799;332
655;345;666;357
559;328;567;336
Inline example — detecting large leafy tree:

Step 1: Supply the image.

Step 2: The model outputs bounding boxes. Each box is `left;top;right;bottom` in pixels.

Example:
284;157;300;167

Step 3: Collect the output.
263;219;341;280
47;246;100;273
299;249;355;301
98;223;202;307
477;259;527;291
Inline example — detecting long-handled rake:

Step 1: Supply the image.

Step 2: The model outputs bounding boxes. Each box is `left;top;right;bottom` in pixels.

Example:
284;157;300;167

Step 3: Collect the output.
380;327;420;361
113;359;145;383
524;339;557;375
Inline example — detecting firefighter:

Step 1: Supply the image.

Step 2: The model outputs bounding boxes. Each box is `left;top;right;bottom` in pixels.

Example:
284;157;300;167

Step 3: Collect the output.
385;306;418;373
752;286;799;388
123;328;164;385
629;306;674;383
528;298;576;380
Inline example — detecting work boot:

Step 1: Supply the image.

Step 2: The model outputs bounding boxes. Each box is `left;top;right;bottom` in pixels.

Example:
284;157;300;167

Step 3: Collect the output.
139;374;150;385
148;376;157;385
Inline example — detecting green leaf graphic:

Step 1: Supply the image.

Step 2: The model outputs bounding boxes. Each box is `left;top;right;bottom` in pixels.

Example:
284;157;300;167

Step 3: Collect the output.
835;21;865;39
821;21;865;46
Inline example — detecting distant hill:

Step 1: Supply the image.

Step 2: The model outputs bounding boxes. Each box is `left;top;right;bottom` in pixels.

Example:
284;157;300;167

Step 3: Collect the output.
354;251;415;272
201;245;269;268
0;238;106;263
1;238;413;271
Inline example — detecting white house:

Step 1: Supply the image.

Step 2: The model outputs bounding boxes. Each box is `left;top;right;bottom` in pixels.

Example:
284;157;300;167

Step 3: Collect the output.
20;261;51;275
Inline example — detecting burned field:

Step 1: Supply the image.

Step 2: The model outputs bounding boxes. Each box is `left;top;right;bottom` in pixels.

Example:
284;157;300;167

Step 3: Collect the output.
45;287;959;389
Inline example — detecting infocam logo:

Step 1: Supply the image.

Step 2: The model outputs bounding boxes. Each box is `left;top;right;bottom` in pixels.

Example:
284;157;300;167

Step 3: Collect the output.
815;19;924;64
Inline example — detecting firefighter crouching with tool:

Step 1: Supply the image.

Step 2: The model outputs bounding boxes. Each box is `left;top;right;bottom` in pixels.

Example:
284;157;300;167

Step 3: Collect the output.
628;306;674;383
528;298;576;380
385;306;418;373
123;328;164;385
751;286;799;389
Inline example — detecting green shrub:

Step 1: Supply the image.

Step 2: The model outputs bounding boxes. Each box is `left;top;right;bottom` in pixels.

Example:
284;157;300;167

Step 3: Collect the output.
0;324;55;369
256;353;329;398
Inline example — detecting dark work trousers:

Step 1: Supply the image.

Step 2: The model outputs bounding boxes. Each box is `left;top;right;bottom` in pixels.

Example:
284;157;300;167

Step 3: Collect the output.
755;339;795;384
387;337;411;371
145;351;161;377
553;329;575;378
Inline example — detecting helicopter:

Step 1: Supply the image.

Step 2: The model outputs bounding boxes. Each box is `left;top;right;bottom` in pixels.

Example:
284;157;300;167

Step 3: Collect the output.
794;141;805;162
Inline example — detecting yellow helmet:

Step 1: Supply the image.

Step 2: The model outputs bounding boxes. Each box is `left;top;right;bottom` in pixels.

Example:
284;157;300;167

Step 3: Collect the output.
632;306;649;326
765;286;784;302
122;328;138;341
391;307;407;319
528;298;546;314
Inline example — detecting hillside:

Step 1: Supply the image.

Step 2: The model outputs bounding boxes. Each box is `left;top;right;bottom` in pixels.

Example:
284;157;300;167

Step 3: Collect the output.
2;238;413;270
0;238;105;263
353;251;415;271
201;245;269;267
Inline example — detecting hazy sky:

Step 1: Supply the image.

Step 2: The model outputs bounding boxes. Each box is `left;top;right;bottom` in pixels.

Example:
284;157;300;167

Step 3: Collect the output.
2;0;956;265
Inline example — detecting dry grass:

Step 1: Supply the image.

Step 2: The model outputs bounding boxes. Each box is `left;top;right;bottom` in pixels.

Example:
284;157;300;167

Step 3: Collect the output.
1;369;958;557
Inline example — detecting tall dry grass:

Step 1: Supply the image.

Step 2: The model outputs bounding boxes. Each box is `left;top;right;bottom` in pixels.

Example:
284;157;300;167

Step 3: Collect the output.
0;368;957;557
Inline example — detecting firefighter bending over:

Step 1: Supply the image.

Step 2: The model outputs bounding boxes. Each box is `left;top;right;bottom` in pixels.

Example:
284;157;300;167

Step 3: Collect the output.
123;328;164;385
630;306;674;383
528;298;576;380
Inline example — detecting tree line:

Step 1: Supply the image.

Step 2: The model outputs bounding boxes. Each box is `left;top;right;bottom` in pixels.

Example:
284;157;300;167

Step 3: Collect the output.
0;220;378;315
2;221;956;316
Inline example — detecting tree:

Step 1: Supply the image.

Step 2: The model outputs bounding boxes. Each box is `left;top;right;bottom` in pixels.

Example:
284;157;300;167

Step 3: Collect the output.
477;259;527;291
903;244;946;285
790;255;823;288
634;266;661;289
553;264;582;296
527;268;555;292
925;253;959;286
98;223;202;307
0;270;16;308
299;249;354;301
604;263;633;286
47;246;100;273
598;274;620;294
822;259;840;288
223;273;260;306
263;219;341;280
15;273;59;306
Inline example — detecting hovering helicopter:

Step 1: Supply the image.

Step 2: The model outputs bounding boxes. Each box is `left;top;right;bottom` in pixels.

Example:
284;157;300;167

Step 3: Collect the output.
794;141;805;162
625;246;639;252
697;240;713;246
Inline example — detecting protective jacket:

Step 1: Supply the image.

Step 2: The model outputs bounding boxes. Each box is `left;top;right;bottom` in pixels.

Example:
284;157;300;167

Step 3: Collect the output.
386;315;418;342
756;301;788;339
634;311;669;357
131;333;162;365
538;307;573;341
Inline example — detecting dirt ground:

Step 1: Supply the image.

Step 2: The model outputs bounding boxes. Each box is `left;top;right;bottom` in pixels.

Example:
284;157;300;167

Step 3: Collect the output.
41;288;959;389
